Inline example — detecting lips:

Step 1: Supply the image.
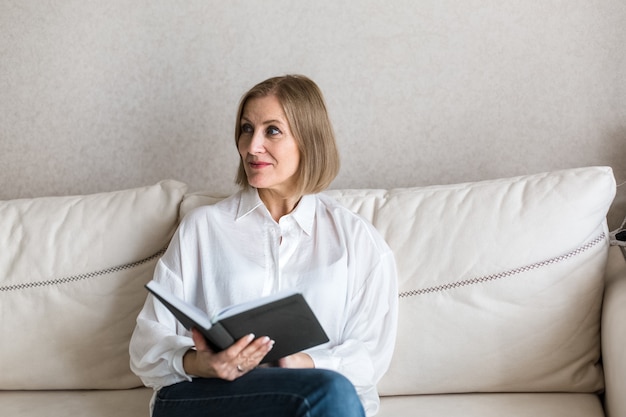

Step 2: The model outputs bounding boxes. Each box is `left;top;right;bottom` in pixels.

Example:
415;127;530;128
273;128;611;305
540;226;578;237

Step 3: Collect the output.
248;160;272;169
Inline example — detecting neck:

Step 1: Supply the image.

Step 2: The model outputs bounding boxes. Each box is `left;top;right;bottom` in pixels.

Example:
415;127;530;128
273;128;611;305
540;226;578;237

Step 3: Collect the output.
258;189;301;222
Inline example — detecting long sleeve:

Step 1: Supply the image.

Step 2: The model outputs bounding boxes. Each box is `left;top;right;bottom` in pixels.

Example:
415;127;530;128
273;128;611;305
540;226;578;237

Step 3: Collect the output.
129;235;195;390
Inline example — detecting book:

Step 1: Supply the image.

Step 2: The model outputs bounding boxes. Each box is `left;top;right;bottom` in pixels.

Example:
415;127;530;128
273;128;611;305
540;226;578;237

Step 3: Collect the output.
145;280;329;363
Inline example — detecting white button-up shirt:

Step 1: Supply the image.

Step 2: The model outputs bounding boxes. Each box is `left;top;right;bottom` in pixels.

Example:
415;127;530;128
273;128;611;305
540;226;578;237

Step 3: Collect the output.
130;187;398;416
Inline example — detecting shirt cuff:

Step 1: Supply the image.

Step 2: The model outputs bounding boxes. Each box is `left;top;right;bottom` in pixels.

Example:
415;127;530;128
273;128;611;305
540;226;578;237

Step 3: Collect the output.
172;345;195;381
306;348;340;371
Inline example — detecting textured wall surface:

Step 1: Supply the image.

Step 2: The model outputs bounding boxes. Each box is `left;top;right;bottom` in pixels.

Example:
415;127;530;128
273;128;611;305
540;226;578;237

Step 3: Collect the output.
1;1;625;227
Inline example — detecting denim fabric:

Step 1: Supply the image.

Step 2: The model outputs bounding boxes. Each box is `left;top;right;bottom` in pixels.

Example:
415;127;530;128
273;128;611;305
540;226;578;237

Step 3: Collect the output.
152;368;365;417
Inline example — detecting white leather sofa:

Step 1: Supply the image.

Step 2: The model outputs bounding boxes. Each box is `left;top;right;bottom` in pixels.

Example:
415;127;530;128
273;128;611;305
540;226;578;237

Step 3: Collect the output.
1;166;624;417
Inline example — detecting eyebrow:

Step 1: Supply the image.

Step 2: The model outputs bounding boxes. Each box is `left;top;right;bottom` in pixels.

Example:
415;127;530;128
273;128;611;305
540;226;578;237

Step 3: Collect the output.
241;116;286;126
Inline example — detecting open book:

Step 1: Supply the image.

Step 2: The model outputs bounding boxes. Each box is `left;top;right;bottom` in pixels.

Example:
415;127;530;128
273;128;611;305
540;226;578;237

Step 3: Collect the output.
145;280;329;363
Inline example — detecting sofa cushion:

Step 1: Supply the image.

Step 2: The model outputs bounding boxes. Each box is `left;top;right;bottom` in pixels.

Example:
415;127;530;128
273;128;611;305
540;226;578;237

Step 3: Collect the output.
0;181;187;390
0;390;604;417
377;393;605;417
325;167;615;395
0;388;153;417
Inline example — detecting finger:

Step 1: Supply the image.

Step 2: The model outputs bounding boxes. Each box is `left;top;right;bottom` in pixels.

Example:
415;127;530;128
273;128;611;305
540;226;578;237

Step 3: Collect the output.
246;336;275;356
239;336;275;366
191;328;210;351
223;333;256;359
276;352;313;369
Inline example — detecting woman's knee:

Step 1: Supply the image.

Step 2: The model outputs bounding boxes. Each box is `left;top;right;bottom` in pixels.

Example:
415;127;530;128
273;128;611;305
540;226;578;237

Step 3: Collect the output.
306;369;364;416
316;369;357;395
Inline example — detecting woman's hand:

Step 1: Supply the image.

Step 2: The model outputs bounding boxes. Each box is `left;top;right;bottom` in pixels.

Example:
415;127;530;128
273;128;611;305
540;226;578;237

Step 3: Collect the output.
183;328;275;381
277;352;314;369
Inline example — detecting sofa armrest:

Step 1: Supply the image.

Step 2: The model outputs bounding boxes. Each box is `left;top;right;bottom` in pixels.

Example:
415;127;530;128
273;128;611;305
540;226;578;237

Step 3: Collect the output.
602;245;626;417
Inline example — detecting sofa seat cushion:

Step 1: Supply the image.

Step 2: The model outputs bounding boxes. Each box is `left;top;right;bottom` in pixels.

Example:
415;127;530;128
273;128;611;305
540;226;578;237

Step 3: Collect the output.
0;388;153;417
378;393;605;417
0;181;187;390
0;390;603;417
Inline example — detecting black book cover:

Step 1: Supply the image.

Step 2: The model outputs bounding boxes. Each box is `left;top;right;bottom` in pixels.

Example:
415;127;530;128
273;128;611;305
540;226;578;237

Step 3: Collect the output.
145;280;329;363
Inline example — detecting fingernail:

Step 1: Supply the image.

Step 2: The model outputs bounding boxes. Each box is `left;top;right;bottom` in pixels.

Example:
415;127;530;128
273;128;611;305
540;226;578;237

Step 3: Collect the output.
248;333;255;341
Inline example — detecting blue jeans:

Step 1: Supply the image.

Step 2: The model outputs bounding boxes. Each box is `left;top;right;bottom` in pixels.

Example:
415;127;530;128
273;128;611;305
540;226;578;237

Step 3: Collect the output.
152;368;365;417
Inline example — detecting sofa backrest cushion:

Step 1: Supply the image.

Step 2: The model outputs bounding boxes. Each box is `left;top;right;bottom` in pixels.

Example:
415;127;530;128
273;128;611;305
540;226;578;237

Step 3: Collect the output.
0;180;187;390
182;167;615;396
326;167;615;395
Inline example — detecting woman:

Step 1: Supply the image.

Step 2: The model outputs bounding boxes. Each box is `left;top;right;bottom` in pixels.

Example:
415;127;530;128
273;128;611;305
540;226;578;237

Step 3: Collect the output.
130;75;398;416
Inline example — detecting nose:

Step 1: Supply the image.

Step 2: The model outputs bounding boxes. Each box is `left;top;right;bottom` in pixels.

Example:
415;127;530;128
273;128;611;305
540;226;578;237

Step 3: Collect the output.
248;129;266;154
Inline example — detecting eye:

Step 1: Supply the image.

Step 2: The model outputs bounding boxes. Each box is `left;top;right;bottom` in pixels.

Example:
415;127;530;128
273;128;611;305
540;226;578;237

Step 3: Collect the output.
267;126;281;136
241;123;253;134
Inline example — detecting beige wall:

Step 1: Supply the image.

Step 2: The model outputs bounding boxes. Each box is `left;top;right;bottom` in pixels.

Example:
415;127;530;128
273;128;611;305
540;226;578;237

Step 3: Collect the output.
1;1;625;228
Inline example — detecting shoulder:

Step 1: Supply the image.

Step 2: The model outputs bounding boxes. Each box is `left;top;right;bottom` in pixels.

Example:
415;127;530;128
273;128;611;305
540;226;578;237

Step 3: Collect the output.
316;192;371;226
316;192;360;221
316;193;391;253
178;192;240;233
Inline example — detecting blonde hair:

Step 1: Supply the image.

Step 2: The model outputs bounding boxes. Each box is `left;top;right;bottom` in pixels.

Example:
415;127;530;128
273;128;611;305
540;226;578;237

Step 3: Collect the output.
234;75;340;195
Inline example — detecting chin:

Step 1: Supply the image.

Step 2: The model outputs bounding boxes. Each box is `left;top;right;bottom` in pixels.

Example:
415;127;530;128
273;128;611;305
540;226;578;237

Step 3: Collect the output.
247;179;270;190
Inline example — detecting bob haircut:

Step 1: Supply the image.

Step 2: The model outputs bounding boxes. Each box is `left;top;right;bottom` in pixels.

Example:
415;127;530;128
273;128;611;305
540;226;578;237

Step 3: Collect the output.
234;75;340;196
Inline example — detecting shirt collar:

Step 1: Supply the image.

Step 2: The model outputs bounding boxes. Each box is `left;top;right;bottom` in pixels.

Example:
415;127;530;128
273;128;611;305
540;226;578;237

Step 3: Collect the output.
236;186;265;220
236;187;316;236
292;194;315;236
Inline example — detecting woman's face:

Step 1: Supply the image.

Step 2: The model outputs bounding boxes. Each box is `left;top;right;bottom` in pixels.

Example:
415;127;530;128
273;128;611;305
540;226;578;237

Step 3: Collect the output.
237;95;301;196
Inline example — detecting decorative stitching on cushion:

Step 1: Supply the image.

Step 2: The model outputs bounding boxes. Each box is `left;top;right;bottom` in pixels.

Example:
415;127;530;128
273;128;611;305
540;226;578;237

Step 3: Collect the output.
399;232;606;298
0;248;166;292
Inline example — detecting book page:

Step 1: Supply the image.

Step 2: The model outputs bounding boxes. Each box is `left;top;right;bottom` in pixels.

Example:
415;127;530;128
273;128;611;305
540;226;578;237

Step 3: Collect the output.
213;289;299;322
